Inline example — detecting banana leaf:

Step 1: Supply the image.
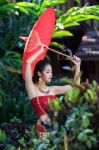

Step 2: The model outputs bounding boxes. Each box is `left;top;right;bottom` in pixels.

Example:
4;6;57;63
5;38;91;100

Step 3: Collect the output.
53;30;73;37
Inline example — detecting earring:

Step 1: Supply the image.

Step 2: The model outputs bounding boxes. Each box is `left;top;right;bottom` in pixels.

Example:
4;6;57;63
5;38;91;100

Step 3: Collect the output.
39;77;42;84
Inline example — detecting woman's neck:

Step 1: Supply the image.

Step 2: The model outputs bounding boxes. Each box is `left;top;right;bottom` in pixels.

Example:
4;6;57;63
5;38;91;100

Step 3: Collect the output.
36;81;47;89
36;82;50;94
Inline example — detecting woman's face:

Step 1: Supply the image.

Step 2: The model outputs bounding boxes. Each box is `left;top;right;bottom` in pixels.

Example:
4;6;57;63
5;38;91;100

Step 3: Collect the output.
41;64;52;83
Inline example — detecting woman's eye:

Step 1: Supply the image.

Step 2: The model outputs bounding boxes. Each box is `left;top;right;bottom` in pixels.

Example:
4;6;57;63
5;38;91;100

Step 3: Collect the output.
46;71;52;73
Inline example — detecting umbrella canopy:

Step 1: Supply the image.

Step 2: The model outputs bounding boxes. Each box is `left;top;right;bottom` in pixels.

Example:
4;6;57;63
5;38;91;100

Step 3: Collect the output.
22;7;55;79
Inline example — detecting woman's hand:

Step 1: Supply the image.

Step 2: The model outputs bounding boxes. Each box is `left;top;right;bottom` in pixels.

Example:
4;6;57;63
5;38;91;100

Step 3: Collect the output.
71;55;81;85
71;55;81;66
26;44;45;64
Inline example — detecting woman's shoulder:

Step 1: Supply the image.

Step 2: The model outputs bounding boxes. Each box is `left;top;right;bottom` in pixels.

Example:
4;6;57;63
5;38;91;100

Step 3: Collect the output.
25;83;38;100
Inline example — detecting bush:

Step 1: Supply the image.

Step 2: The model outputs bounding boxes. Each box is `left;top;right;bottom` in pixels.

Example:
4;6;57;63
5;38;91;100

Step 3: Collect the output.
0;80;99;150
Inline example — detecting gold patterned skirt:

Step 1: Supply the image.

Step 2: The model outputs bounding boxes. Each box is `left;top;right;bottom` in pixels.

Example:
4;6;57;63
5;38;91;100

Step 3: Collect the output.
36;118;52;140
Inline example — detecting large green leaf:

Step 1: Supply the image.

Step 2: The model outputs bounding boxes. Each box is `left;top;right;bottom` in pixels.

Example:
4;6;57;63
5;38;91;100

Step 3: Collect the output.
77;132;88;142
51;42;65;49
17;2;36;8
53;30;73;37
69;14;99;22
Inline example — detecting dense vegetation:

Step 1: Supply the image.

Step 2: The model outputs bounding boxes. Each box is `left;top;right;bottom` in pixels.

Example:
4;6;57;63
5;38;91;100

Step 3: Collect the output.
0;0;99;149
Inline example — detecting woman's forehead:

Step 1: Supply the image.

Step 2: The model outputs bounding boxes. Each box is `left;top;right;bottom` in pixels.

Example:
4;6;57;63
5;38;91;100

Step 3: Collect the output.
44;64;52;70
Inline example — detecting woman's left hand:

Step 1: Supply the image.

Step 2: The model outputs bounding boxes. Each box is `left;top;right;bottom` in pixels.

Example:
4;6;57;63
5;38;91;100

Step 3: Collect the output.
71;55;81;66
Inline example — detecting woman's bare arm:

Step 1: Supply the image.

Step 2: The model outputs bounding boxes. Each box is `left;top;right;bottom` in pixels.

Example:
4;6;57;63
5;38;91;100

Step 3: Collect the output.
51;55;81;95
25;46;44;99
51;85;72;95
72;55;81;85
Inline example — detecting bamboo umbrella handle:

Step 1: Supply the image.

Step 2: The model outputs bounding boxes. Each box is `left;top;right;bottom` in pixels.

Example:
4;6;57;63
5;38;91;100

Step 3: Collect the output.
43;45;72;60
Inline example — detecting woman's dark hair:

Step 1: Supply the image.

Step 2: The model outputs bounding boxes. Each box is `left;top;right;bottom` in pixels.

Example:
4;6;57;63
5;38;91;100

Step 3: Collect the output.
33;59;51;83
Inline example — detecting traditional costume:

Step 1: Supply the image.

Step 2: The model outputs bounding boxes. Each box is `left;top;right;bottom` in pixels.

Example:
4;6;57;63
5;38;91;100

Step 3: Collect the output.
31;95;57;139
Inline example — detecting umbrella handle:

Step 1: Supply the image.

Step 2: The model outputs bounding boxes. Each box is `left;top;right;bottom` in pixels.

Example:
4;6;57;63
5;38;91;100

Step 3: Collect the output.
43;45;72;61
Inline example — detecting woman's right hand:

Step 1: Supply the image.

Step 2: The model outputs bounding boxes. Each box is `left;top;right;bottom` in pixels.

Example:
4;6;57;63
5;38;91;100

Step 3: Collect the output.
26;45;45;64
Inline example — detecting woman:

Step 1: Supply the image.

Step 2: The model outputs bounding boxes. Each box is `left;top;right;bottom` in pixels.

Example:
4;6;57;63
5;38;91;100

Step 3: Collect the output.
25;45;81;139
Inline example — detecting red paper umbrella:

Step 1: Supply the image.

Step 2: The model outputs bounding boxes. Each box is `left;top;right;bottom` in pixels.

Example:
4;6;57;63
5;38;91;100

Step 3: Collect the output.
21;7;56;79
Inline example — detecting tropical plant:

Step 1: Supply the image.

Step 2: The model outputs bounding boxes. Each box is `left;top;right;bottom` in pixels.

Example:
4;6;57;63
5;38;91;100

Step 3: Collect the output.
0;0;99;149
1;0;99;122
0;80;99;150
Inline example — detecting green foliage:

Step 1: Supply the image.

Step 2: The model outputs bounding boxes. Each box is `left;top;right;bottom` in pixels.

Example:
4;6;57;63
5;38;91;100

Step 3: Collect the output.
0;78;99;149
0;129;7;143
0;87;5;107
1;0;98;124
65;87;80;104
48;98;62;111
55;5;99;32
0;0;99;55
0;1;38;15
64;80;99;149
54;5;99;50
0;0;99;149
77;129;96;148
53;30;73;37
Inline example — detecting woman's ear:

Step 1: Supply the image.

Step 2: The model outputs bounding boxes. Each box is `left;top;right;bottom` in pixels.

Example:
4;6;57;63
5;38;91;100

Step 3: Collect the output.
37;71;41;77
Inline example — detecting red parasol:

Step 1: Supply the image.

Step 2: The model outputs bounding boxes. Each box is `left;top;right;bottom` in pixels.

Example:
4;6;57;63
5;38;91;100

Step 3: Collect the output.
21;7;56;79
21;7;72;80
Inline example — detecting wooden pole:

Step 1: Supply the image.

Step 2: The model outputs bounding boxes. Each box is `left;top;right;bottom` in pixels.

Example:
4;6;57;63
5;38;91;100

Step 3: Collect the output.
43;45;72;60
64;134;68;150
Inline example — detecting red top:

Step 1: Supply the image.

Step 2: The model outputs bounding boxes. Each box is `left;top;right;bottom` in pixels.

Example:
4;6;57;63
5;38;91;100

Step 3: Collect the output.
31;95;57;116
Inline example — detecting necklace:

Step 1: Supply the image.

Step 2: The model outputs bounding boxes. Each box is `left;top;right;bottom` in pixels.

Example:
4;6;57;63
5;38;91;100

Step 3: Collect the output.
38;86;50;94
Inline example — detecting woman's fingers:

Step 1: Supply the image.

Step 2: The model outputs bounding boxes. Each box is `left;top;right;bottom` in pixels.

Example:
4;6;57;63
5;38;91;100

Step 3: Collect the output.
71;55;81;65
